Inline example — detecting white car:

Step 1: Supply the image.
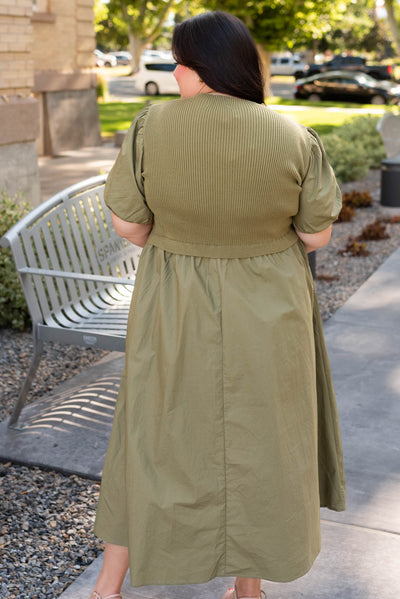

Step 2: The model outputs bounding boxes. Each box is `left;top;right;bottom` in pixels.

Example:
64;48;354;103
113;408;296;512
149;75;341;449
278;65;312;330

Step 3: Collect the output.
109;51;132;65
270;54;307;78
142;49;173;61
94;49;117;68
133;60;180;95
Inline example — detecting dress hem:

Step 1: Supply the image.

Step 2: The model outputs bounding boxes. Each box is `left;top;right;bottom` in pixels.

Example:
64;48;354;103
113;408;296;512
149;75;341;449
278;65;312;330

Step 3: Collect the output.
125;553;321;588
93;532;320;588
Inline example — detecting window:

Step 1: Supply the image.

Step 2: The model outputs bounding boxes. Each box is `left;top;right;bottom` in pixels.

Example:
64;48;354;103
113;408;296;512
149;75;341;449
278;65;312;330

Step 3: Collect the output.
31;0;55;22
145;63;176;72
32;0;51;11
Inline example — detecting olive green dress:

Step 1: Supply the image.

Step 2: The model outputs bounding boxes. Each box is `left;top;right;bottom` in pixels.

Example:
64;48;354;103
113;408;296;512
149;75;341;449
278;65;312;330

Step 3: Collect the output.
94;94;346;587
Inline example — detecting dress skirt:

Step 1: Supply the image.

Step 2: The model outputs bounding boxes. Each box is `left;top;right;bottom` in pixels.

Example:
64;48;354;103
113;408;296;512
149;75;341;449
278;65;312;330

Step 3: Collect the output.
94;239;346;587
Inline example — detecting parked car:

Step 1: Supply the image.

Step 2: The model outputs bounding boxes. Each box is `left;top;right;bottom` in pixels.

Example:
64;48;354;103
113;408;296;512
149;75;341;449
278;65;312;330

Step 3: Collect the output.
133;60;179;95
142;49;173;61
109;51;132;65
296;55;394;81
270;54;307;78
94;49;117;67
294;70;400;104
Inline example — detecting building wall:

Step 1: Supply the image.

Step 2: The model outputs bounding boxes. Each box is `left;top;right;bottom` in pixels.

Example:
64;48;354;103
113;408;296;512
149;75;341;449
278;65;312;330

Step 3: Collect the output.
32;0;95;72
32;0;101;156
0;0;100;206
0;0;40;205
0;0;34;95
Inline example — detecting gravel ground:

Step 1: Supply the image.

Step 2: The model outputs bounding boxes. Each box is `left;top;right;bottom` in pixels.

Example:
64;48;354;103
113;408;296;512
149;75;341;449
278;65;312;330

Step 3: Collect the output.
0;464;103;599
315;169;400;319
1;168;400;598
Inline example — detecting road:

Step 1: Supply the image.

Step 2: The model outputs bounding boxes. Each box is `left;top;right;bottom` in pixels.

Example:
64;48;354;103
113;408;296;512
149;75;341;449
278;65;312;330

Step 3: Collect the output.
107;75;296;100
269;78;296;99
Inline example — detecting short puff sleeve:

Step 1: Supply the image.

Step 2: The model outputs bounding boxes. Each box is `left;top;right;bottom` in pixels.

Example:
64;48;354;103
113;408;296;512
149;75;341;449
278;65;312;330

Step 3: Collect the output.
104;107;153;224
293;128;342;234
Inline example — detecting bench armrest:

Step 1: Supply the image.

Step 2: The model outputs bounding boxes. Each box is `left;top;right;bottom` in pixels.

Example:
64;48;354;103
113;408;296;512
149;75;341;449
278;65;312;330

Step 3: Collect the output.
18;267;136;286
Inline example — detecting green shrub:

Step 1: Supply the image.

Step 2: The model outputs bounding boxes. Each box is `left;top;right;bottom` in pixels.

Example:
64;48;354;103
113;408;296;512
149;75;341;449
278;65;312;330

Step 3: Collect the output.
0;191;32;330
321;115;386;183
337;115;386;168
96;74;108;101
321;133;369;183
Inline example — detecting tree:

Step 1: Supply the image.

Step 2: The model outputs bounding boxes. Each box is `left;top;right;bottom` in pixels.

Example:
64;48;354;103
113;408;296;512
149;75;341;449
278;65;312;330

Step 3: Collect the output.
384;0;400;56
95;0;129;52
95;0;178;72
202;0;349;89
318;0;393;59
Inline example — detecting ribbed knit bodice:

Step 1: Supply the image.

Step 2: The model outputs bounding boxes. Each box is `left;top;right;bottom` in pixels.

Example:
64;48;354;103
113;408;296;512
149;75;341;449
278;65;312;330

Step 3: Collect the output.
105;93;341;259
143;95;309;257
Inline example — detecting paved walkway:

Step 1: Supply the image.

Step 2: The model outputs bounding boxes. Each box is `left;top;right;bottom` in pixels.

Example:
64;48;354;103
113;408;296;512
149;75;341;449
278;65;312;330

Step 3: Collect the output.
38;142;119;201
2;146;399;597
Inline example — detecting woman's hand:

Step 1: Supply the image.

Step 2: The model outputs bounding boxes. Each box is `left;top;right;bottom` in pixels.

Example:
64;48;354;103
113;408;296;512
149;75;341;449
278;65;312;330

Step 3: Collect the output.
295;225;332;254
111;212;153;248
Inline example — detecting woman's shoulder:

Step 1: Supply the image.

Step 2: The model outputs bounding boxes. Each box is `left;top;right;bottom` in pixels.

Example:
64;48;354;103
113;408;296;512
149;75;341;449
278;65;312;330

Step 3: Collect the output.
264;105;309;136
143;96;312;148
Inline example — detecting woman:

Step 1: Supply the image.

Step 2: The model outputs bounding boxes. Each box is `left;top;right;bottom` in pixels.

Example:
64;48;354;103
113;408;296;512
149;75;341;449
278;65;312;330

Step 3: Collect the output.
90;11;345;599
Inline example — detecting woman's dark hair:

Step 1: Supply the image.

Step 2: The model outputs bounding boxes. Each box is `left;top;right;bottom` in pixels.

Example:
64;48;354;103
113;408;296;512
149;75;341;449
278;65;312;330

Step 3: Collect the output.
172;11;265;104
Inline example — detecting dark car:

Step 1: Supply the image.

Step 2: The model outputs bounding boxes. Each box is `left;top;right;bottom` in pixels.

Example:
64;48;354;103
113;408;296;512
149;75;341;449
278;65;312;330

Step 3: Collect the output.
295;70;400;104
296;55;394;81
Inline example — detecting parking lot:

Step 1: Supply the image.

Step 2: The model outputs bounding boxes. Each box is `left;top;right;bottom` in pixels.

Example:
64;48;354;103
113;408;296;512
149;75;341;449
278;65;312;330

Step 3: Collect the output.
107;73;296;100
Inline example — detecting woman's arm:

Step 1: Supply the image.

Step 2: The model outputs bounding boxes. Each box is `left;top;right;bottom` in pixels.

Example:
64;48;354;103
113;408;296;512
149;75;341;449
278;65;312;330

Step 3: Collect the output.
295;225;332;254
111;212;153;248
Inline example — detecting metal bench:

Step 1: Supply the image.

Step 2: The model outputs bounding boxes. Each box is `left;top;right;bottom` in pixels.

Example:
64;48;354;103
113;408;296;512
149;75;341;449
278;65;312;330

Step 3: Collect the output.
1;175;140;428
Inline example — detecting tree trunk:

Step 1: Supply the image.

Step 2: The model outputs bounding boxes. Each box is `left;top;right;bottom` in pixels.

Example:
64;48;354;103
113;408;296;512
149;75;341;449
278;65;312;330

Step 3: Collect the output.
257;45;271;100
128;32;146;74
385;0;400;58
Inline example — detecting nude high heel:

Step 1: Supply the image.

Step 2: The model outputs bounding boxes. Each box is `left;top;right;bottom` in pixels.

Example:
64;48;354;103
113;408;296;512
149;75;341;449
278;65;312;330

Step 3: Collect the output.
221;586;267;599
90;592;122;599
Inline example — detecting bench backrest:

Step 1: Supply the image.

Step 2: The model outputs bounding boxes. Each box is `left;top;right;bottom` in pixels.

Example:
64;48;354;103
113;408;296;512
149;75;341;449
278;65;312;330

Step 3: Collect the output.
1;175;140;328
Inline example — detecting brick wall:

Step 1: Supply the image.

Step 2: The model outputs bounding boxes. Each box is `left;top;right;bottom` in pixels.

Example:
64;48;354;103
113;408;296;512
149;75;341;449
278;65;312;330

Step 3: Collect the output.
0;1;40;205
32;0;95;72
0;0;34;95
31;1;100;156
0;0;99;205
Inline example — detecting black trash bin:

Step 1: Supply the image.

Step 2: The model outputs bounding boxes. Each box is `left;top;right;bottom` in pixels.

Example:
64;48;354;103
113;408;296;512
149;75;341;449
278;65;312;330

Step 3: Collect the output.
308;250;316;279
381;154;400;207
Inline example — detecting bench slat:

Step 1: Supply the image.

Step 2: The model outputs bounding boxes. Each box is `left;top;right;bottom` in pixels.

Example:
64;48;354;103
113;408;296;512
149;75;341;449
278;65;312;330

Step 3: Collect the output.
71;196;104;278
41;221;72;309
58;203;96;299
31;226;73;328
18;266;135;285
65;202;98;295
49;210;83;306
20;228;60;328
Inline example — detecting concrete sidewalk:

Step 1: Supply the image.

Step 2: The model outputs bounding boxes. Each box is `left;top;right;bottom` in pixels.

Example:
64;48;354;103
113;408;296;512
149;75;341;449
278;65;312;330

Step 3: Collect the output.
38;142;119;201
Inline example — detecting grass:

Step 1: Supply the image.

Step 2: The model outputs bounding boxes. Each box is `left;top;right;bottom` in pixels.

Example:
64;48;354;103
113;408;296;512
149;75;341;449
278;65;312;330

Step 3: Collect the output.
98;95;390;138
267;96;388;135
98;97;179;137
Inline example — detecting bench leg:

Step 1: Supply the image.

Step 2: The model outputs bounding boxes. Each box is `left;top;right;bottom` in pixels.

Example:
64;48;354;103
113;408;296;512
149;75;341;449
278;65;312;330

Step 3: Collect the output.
8;333;44;429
